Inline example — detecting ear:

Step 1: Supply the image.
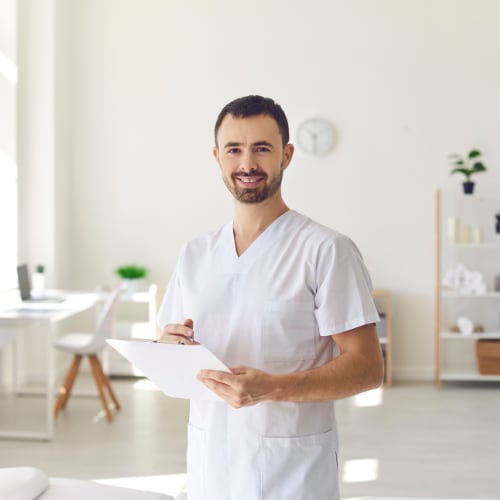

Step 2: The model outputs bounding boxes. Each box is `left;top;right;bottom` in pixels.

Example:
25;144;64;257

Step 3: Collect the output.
282;143;294;170
213;146;221;165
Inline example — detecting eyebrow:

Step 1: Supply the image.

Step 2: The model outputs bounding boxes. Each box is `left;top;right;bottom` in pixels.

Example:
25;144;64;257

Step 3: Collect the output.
223;140;274;149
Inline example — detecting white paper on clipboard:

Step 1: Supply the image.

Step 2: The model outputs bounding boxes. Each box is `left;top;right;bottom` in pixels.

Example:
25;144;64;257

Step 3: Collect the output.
106;338;230;401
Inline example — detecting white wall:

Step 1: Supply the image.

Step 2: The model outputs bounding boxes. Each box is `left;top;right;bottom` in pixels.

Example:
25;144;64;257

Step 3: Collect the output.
17;0;57;282
18;0;500;381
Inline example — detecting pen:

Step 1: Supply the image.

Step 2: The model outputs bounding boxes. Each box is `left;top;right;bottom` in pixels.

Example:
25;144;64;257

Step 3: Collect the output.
124;337;196;345
174;334;195;345
152;334;196;345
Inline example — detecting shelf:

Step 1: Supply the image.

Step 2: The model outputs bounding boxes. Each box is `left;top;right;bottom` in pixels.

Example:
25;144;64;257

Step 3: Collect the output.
446;243;500;249
441;331;500;340
441;291;500;298
450;194;500;202
435;188;500;385
440;372;500;382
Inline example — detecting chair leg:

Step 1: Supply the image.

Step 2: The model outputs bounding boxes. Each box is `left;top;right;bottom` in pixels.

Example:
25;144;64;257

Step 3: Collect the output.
54;355;82;419
92;354;121;411
88;355;113;422
99;363;121;411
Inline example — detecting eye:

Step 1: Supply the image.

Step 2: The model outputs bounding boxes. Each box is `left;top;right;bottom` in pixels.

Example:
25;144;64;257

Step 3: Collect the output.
255;146;271;153
226;148;241;154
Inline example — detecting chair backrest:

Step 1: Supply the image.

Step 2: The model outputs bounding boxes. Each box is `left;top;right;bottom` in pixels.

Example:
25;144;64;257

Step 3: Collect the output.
85;287;122;353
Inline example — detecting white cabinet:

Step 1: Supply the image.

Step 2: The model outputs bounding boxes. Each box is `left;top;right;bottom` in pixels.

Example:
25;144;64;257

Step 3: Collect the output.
107;283;158;376
435;189;500;383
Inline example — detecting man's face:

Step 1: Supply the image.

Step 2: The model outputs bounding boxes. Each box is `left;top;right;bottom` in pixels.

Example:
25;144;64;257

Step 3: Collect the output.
213;114;294;204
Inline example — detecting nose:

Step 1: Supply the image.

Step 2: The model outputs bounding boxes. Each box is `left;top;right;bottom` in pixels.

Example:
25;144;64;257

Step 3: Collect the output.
239;150;257;172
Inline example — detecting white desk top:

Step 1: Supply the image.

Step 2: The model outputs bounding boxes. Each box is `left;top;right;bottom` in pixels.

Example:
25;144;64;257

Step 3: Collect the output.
0;290;99;326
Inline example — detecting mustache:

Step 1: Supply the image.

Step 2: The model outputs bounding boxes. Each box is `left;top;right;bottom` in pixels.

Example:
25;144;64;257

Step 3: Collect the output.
234;170;267;177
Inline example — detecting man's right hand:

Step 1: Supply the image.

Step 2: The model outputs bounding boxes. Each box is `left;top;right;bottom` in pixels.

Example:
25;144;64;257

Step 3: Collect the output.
159;318;199;345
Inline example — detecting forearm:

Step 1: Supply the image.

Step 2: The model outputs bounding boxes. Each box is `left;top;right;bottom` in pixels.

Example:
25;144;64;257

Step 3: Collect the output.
268;348;383;403
197;324;384;408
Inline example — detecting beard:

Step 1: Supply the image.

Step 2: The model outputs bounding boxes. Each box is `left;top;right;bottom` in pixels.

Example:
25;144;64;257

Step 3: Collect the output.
223;164;285;204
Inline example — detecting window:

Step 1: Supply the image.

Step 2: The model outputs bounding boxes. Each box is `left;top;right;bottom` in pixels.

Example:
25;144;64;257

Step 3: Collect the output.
0;0;17;292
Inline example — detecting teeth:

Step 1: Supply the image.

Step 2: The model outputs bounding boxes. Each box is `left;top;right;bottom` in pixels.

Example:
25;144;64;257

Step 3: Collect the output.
239;177;261;183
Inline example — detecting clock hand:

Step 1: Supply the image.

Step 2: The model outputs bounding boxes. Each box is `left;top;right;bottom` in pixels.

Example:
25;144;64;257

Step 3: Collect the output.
310;132;318;154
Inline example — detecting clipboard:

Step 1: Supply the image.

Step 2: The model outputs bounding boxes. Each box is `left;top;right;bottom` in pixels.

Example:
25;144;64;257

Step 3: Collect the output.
106;338;230;401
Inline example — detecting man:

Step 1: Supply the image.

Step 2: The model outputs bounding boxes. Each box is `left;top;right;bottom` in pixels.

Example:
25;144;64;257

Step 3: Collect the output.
158;95;384;499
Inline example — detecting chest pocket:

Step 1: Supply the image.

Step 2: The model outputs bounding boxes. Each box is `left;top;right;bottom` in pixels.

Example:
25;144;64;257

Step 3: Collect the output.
262;300;316;363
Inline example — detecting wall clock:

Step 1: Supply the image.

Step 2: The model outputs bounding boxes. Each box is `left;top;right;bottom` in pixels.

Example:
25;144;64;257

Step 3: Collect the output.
296;117;336;156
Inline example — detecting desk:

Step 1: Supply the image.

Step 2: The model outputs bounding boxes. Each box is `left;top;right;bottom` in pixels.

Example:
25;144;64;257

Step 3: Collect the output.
0;291;98;441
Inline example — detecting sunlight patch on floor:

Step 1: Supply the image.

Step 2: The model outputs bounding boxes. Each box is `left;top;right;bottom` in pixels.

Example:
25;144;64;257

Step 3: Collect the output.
342;458;379;483
352;387;383;407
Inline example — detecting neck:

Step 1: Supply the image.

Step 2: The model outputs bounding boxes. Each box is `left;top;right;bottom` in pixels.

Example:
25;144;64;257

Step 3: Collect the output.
232;195;289;256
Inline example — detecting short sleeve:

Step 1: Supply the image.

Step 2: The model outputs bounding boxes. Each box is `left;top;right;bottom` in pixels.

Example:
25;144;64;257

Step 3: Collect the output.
314;235;380;336
157;252;186;329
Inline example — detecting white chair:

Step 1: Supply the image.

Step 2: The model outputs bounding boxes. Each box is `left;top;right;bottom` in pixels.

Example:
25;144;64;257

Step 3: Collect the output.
54;288;122;422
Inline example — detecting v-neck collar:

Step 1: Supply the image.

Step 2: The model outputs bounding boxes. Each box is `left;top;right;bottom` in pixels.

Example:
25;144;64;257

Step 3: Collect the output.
221;210;296;274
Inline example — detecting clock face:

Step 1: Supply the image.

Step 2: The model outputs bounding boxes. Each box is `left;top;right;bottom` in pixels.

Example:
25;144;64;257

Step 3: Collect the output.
296;118;336;156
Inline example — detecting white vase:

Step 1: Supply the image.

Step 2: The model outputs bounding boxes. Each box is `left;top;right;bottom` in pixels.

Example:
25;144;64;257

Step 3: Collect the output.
31;272;46;298
122;279;138;298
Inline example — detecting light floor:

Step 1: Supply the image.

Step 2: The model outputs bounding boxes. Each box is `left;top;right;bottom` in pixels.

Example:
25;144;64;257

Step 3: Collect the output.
1;376;499;499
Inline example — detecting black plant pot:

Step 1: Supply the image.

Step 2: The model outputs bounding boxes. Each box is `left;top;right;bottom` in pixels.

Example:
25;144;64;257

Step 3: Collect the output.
463;181;475;194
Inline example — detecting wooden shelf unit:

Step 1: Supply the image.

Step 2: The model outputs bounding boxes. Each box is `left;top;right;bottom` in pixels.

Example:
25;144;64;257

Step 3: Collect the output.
435;188;500;385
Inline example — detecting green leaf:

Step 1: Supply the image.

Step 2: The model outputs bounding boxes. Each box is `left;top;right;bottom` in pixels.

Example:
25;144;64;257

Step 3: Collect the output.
472;162;486;172
468;149;481;158
450;167;472;177
115;265;147;279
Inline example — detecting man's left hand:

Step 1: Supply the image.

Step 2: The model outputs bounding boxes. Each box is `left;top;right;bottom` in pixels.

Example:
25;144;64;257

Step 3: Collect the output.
197;366;276;408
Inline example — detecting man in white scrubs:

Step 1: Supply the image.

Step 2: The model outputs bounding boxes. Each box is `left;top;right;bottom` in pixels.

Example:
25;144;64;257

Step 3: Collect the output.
158;95;384;500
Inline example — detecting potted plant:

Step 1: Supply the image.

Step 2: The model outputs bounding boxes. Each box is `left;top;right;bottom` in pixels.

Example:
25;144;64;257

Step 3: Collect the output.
115;265;147;296
448;149;487;195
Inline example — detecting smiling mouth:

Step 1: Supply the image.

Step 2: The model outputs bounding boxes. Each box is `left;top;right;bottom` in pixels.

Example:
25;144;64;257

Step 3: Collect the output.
234;172;266;188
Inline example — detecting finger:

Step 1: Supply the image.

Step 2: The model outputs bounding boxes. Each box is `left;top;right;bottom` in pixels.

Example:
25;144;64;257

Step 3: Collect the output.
197;372;232;399
174;334;199;346
198;369;234;383
180;318;197;344
159;323;195;342
229;366;248;375
198;376;250;409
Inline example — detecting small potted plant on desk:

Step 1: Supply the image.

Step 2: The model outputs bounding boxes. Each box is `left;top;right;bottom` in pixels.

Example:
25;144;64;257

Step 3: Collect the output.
115;264;147;297
448;149;487;195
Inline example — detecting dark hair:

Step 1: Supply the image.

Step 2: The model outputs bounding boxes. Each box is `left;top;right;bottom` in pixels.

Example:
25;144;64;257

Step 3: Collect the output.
214;95;290;147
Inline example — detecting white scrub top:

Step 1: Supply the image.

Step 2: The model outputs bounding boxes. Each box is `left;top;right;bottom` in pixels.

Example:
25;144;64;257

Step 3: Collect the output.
158;210;379;500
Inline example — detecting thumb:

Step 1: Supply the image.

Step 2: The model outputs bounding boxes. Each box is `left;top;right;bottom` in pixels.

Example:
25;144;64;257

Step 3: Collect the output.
184;318;194;330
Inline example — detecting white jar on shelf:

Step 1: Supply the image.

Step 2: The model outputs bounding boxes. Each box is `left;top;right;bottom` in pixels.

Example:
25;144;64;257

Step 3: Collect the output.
447;217;460;244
